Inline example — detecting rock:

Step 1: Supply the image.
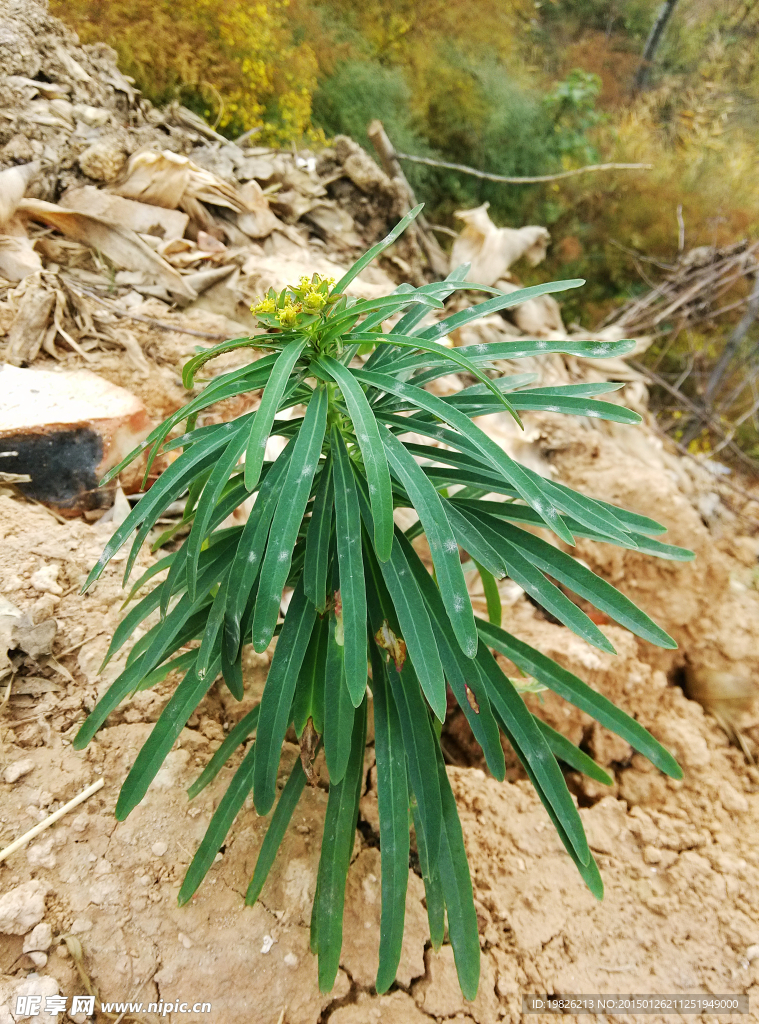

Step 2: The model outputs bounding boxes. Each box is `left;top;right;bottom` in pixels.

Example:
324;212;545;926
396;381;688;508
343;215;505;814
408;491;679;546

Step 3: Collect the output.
4;972;61;1024
30;564;62;596
151;841;168;857
0;364;152;512
23;921;53;953
0;880;48;935
719;781;749;813
78;140;127;182
3;757;35;784
0;598;56;671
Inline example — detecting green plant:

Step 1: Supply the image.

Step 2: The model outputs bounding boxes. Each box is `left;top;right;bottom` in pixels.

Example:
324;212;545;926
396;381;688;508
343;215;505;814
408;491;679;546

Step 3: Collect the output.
77;207;691;997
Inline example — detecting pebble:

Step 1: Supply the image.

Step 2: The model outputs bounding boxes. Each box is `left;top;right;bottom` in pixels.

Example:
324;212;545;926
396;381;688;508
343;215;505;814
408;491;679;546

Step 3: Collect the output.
3;758;35;784
151;841;168;857
719;781;749;813
0;881;48;934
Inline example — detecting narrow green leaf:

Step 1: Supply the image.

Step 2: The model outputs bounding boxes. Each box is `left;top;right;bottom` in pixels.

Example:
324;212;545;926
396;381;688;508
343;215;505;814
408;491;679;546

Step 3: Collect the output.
371;645;410;994
182;336;258;389
185;419;250;602
476;617;683;779
397;533;505;781
245;758;308;906
388;337;636;377
187;704;261;799
442;500;508;580
253;580;317;815
355;369;575;546
410;794;445;949
332;428;368;706
381;426;477;659
385;655;443;871
315;697;367;992
416;280;584;343
475;560;502;626
355;474;447;718
476;646;590;865
484;516;677;649
535;719;613;786
178;741;256;904
331;204;424;295
459;508;616;653
304;456;334;613
493;705;604;900
252;386;328;652
323;613;356;785
349;331;521;424
224;442;294;659
244;337;307;491
292;616;328;737
434;747;481;1001
116;655;220;819
318;356;394;561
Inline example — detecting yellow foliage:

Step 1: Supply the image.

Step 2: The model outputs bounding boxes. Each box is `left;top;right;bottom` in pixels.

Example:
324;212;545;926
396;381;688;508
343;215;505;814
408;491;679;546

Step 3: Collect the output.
50;0;322;143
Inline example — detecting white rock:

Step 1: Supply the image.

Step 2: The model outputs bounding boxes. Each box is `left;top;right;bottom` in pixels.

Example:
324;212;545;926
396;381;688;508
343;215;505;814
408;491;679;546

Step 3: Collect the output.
24;921;53;953
151;841;168;857
26;836;57;869
720;781;749;813
30;564;62;596
3;758;35;784
0;880;48;935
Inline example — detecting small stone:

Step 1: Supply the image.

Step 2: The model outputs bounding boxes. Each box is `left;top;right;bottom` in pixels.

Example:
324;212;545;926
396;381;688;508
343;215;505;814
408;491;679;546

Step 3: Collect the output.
178;932;193;949
151;841;168;857
78;140;127;182
283;952;298;967
261;934;276;954
746;944;759;963
24;922;53;953
719;781;749;813
30;564;62;596
643;845;662;865
0;880;48;934
71;917;92;933
28;951;48;967
3;758;35;784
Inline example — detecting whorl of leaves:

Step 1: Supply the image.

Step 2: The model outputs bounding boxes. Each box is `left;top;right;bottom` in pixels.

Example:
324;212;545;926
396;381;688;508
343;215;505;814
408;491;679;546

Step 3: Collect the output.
78;207;690;997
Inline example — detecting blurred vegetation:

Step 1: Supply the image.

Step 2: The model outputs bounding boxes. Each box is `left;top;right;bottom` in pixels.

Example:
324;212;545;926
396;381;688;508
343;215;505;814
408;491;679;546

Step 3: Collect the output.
52;0;759;461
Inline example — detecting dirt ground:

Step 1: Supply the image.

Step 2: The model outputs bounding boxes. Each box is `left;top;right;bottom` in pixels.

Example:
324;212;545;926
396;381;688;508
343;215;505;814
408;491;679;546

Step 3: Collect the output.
2;389;759;1024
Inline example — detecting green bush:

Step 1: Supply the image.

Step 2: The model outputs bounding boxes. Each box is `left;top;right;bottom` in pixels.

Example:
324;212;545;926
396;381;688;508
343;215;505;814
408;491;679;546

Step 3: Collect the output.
78;210;689;996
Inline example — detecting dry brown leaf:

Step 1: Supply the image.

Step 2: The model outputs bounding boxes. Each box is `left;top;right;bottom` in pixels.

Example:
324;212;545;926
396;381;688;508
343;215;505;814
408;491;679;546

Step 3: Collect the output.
451;202;550;286
5;276;56;365
0;233;43;282
17;198;196;301
0;163;40;227
59;186;189;242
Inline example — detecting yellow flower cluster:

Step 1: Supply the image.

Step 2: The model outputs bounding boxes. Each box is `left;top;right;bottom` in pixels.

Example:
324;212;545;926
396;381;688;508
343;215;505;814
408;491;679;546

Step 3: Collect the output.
250;273;336;327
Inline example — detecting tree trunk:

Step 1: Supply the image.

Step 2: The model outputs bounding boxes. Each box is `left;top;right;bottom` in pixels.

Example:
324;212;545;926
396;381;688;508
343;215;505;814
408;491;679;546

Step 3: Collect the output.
633;0;681;93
